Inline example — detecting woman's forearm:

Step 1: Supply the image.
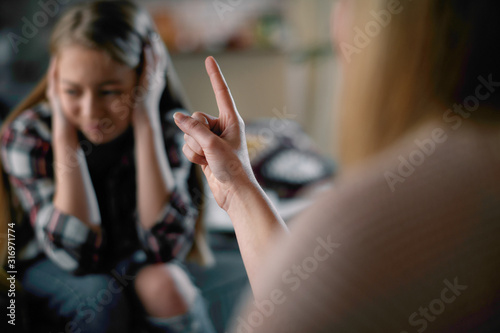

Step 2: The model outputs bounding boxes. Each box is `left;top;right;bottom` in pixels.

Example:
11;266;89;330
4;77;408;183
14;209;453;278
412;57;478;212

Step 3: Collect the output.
226;178;289;298
134;116;172;230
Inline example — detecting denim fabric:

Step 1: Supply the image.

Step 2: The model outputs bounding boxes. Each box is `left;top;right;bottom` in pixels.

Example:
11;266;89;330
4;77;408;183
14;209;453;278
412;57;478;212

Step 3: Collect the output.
22;257;131;332
21;252;216;333
147;292;216;333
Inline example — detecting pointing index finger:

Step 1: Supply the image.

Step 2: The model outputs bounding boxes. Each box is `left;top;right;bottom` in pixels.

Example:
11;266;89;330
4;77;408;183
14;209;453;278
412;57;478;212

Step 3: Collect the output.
205;56;238;121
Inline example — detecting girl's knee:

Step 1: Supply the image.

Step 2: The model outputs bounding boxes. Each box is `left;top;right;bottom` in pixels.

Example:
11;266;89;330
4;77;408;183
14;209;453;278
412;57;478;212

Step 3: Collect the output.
135;263;196;318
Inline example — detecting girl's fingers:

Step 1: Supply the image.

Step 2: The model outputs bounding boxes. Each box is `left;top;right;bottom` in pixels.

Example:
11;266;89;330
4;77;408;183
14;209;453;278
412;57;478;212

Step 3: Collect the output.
184;134;204;157
47;58;57;95
46;57;68;124
47;57;62;113
140;46;154;88
182;144;208;166
150;33;167;72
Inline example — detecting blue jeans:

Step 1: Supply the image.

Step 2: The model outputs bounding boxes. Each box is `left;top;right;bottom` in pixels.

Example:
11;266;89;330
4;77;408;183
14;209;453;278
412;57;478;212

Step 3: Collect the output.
21;254;216;333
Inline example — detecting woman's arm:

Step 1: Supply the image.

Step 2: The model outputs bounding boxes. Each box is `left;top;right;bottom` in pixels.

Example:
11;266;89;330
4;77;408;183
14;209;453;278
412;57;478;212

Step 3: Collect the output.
225;176;289;298
174;57;288;296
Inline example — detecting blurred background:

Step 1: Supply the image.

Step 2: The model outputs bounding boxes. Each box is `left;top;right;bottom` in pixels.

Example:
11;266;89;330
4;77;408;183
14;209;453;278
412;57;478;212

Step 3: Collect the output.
0;0;339;157
0;0;338;331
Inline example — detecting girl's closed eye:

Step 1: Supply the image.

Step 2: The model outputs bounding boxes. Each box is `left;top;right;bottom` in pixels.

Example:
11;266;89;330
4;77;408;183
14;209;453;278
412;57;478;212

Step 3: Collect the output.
64;89;80;97
100;90;122;96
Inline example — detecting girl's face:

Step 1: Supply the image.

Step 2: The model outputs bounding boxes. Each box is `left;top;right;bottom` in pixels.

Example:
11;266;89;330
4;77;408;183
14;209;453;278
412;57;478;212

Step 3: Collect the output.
57;44;137;144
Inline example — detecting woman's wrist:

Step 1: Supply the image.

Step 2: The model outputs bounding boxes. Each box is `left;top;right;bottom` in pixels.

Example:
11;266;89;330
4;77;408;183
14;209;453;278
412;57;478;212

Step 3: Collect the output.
225;175;262;216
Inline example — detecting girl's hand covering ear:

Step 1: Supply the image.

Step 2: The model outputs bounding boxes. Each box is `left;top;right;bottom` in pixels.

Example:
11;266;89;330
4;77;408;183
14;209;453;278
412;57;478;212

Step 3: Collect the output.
133;33;168;125
47;57;77;140
174;57;255;212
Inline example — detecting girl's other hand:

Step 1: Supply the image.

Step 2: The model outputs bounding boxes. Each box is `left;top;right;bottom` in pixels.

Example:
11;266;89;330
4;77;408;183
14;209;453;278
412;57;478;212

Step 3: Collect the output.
132;33;167;127
174;57;256;212
47;57;78;143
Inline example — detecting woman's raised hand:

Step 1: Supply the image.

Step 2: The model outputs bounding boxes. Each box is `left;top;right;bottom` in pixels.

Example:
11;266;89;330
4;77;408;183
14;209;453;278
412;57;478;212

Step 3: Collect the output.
176;58;288;291
174;57;255;211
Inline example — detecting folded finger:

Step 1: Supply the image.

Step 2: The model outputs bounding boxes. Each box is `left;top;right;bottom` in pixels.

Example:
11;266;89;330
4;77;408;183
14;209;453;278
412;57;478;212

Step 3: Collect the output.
174;112;220;150
182;144;208;166
192;111;221;134
191;112;209;127
184;134;204;157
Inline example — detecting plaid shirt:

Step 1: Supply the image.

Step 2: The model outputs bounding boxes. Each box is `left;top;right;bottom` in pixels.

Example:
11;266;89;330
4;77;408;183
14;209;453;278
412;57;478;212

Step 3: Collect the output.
1;102;199;273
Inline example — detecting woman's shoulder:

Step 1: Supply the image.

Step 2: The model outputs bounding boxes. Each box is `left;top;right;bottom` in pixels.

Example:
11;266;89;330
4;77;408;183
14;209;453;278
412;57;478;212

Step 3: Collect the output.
3;102;52;142
339;118;499;196
287;118;500;269
256;121;500;331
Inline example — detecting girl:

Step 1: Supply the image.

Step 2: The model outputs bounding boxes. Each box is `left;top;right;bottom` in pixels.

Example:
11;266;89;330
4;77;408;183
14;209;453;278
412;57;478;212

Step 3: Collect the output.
1;1;214;332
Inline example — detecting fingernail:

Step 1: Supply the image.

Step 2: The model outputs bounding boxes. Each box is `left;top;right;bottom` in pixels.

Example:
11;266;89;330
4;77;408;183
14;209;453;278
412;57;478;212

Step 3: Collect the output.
206;56;217;65
173;112;186;121
201;115;209;125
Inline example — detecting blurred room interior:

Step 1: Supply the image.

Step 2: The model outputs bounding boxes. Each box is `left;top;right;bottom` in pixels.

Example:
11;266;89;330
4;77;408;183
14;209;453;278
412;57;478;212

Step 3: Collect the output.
0;0;338;331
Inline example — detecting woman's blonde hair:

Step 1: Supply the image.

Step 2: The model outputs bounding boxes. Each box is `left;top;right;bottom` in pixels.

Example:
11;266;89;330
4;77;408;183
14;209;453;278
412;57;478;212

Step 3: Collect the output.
1;0;211;267
338;0;500;167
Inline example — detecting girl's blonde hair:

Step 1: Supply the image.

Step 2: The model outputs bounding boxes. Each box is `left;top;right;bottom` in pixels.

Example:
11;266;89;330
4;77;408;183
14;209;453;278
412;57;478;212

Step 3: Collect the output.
1;0;211;267
338;0;500;167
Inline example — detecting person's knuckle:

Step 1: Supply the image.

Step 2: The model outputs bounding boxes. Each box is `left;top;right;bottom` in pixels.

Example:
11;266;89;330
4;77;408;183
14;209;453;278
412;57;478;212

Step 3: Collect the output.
186;141;198;154
205;136;219;150
193;155;204;165
192;112;209;126
190;141;202;154
185;118;199;131
182;145;194;160
215;86;229;96
192;111;203;119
